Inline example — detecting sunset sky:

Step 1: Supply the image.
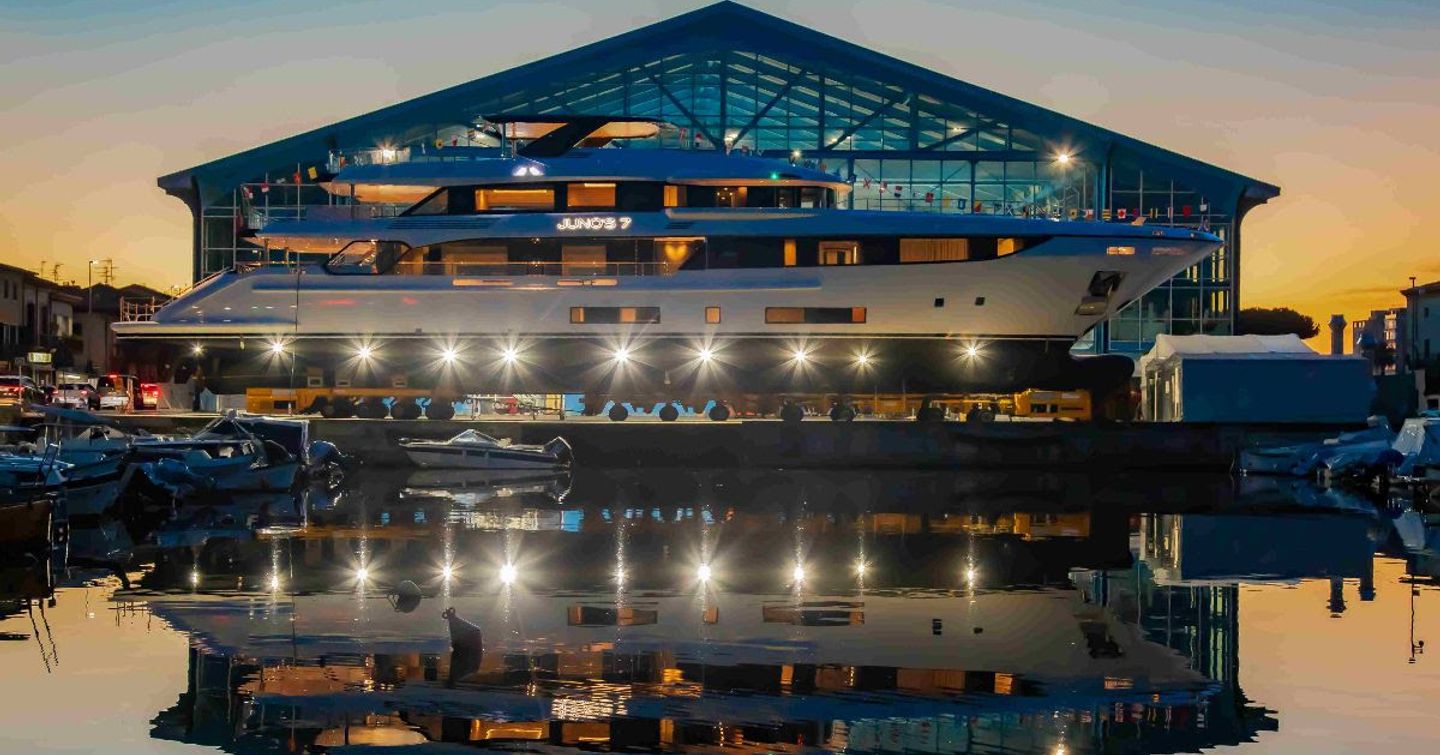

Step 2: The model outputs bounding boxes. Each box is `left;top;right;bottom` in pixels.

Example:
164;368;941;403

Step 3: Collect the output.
3;0;1438;347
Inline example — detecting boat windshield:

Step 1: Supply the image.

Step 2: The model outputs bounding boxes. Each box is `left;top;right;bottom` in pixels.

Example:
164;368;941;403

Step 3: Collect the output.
450;430;500;446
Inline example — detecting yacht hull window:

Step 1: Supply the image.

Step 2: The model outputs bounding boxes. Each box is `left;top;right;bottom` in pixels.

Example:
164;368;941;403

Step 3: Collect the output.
570;306;661;324
819;241;860;266
900;238;970;263
766;307;867;324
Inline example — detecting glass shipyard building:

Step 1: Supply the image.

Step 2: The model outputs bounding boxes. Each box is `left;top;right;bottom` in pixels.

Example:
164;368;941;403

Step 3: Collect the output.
161;1;1279;361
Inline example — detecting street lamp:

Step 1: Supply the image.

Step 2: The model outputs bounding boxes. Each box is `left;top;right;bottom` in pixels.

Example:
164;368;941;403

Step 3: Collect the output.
87;259;100;312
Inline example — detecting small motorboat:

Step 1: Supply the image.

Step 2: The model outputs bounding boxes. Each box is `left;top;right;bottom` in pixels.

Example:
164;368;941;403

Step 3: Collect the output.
32;405;137;481
1;443;125;518
0;450;69;504
130;413;301;493
400;430;571;471
1239;418;1394;477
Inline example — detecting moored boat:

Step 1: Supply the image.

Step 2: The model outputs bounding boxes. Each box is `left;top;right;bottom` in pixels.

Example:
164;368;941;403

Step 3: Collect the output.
401;430;571;470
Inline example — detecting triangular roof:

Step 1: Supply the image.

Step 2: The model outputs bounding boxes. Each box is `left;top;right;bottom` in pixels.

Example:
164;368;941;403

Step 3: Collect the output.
161;1;1277;205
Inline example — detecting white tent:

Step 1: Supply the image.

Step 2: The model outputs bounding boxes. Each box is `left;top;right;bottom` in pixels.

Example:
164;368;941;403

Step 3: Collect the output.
1139;334;1373;423
1137;334;1316;374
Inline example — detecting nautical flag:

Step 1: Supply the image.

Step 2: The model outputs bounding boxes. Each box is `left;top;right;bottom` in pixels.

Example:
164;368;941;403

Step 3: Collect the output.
1199;203;1209;212
292;170;301;184
863;177;871;189
307;166;319;181
1101;209;1111;221
1117;208;1127;220
973;201;984;213
1084;209;1094;220
925;191;934;204
260;181;270;193
1182;205;1192;217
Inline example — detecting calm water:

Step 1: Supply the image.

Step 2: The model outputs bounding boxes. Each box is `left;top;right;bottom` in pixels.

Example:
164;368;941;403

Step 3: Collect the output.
3;467;1440;753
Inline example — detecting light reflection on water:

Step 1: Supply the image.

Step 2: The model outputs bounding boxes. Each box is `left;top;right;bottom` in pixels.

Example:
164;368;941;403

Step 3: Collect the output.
2;467;1439;753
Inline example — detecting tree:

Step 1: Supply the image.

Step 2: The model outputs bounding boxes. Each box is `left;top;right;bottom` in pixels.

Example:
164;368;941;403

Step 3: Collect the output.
1235;307;1320;339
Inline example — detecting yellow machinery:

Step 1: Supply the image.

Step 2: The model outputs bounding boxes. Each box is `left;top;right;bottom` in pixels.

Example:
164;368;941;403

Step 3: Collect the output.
1012;389;1092;420
245;386;435;415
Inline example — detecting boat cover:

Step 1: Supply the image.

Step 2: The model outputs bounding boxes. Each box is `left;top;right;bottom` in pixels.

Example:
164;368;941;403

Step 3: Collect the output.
1394;417;1440;476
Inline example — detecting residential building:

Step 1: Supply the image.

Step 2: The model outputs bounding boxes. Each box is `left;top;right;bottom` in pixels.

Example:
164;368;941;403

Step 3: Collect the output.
1353;307;1408;375
1401;279;1440;370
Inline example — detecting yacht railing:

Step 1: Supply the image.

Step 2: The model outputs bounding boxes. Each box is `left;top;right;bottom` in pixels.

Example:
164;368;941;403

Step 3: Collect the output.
120;296;171;322
389;261;671;278
245;201;406;228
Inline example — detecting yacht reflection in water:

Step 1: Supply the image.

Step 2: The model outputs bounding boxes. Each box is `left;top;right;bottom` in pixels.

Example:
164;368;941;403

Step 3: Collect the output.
123;469;1407;753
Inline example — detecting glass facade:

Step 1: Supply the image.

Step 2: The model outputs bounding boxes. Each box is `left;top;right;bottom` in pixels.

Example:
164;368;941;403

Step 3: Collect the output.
187;23;1269;361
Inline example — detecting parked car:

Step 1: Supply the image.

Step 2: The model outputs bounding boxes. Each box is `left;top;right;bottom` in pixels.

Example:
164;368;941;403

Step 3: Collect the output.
53;382;101;410
97;373;136;411
0;375;45;410
95;374;161;411
0;374;47;414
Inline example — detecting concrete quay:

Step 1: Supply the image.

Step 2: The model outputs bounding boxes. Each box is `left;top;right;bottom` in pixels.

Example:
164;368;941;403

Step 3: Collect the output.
110;414;1355;471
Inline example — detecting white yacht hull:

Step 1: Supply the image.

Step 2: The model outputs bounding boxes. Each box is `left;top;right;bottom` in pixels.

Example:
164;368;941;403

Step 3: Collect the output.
117;234;1201;343
115;206;1219;395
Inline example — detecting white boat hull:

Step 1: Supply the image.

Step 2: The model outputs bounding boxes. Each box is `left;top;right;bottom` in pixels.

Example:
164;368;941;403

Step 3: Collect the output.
63;476;123;517
404;446;566;471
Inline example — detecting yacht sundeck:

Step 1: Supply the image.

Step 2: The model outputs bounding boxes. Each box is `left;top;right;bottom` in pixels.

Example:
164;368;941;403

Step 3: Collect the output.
115;116;1223;414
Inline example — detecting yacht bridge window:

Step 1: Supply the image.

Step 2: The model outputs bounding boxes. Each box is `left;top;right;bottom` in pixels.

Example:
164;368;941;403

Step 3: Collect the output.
401;181;835;215
566;182;617;210
475;186;555;212
326;240;410;274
